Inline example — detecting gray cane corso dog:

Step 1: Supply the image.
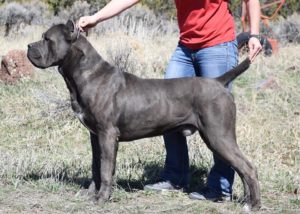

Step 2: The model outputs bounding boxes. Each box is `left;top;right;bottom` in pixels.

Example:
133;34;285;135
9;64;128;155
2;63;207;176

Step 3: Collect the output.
27;20;261;210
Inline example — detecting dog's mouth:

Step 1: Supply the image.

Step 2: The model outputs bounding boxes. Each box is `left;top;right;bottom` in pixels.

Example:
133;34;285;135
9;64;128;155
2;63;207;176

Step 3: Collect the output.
27;49;48;69
27;46;42;59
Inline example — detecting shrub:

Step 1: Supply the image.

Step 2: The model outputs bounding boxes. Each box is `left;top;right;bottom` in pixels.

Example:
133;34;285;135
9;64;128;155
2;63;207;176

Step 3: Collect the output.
23;1;49;25
91;5;176;39
141;0;176;19
1;0;300;18
0;2;34;36
46;0;74;15
271;13;300;44
279;0;300;18
230;0;300;18
45;0;109;15
58;0;91;21
0;1;48;36
106;43;135;74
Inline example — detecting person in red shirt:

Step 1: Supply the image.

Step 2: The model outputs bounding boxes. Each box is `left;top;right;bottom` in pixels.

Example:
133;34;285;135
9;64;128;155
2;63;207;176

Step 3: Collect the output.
78;0;262;201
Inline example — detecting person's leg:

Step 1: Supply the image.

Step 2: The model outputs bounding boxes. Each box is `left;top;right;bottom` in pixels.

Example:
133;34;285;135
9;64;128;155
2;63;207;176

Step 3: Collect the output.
190;40;238;199
144;44;195;191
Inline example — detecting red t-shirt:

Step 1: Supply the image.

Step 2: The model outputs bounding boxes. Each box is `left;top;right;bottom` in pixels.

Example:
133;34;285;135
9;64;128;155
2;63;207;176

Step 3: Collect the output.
175;0;236;49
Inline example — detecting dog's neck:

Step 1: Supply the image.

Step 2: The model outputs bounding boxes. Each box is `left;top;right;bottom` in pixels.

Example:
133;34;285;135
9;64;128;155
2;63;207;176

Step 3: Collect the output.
58;35;125;100
59;35;105;80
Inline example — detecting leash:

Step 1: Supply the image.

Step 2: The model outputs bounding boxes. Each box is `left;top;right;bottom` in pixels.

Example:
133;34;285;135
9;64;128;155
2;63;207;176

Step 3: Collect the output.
76;27;80;40
72;26;89;43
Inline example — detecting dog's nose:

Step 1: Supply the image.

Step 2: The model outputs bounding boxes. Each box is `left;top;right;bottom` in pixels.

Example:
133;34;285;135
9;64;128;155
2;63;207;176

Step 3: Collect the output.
27;42;36;49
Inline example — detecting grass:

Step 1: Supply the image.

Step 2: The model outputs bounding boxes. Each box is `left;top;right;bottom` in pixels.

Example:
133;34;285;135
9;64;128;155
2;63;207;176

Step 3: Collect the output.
0;23;299;213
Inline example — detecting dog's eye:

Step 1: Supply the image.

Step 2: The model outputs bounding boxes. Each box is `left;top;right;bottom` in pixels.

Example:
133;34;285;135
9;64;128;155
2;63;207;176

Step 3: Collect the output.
42;34;50;42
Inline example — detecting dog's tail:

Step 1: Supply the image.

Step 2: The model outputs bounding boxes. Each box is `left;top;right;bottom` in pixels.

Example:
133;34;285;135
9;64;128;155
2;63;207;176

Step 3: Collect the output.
216;57;251;87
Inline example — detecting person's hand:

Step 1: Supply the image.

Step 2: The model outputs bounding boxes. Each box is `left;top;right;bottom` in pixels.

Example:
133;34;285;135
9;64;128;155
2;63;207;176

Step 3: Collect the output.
248;37;262;62
77;15;98;32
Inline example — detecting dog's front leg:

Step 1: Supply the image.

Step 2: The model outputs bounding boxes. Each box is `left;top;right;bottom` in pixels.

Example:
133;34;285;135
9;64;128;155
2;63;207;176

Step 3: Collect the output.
94;127;118;203
89;132;101;194
76;132;101;198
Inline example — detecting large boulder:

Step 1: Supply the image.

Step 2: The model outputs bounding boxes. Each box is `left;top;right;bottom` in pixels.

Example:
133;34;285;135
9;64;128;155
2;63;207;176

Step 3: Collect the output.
0;50;34;84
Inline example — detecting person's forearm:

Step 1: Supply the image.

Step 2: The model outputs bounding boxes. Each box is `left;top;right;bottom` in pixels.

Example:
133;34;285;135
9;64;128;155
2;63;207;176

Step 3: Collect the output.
244;0;261;35
93;0;140;23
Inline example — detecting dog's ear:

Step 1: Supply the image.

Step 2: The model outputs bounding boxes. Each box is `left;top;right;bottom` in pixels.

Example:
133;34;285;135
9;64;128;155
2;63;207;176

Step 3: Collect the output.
66;20;79;42
66;20;75;32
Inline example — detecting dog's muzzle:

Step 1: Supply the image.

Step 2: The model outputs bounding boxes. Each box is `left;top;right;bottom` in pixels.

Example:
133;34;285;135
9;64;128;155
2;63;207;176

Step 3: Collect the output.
27;43;42;60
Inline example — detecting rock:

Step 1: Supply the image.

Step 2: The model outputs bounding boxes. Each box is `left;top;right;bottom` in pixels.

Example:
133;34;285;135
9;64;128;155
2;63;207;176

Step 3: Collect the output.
0;50;34;84
285;65;300;74
255;75;279;90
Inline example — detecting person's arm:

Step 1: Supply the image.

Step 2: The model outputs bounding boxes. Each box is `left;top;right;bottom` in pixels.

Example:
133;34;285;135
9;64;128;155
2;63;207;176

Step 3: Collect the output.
77;0;140;32
244;0;262;62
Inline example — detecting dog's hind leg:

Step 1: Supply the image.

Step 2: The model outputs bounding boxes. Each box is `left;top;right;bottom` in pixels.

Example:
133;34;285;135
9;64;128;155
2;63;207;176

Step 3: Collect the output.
198;102;261;210
200;127;261;210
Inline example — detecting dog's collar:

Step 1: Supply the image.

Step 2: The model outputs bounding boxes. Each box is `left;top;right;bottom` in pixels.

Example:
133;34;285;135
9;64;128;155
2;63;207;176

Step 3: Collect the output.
71;29;81;43
75;28;80;40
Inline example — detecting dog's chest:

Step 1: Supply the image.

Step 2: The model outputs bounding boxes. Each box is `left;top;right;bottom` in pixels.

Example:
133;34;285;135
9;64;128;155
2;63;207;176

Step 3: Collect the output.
71;98;95;133
76;111;85;124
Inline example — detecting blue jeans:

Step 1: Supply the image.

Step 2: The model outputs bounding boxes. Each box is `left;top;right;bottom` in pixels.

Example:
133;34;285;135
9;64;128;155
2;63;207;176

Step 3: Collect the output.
161;40;238;195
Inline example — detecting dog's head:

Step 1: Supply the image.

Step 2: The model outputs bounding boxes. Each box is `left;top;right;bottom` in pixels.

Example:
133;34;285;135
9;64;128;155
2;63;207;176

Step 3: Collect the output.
27;20;79;69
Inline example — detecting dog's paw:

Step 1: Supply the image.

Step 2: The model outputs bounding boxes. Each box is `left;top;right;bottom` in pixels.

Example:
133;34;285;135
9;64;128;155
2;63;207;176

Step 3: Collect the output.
75;189;94;198
241;204;251;213
251;203;262;212
75;181;100;198
241;202;261;213
90;193;110;205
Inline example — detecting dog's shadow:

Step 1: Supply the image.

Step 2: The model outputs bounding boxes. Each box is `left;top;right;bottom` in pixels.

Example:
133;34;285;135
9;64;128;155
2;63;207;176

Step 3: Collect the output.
115;163;208;193
24;163;208;193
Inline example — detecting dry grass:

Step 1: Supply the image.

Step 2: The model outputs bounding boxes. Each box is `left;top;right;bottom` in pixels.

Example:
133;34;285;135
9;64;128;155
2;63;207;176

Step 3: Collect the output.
0;20;299;213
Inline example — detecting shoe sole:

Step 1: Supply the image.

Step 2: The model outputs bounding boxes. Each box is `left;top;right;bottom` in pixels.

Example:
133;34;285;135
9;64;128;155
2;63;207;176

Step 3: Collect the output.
144;187;184;193
189;193;231;202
